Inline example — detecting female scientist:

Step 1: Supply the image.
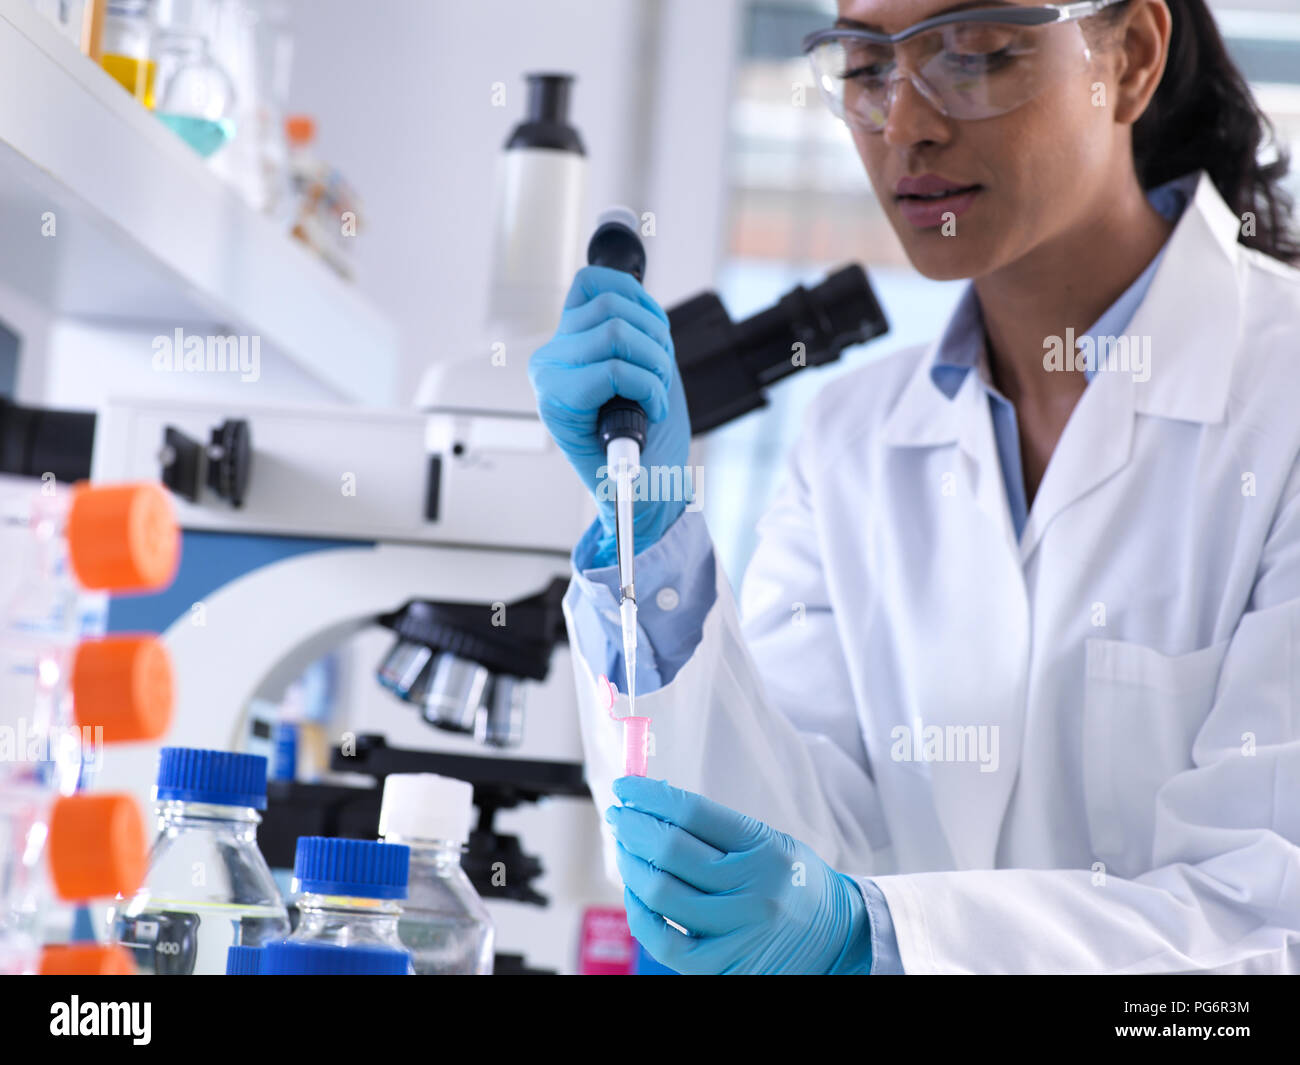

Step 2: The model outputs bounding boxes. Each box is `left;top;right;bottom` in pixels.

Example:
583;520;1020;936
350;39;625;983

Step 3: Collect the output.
529;0;1300;973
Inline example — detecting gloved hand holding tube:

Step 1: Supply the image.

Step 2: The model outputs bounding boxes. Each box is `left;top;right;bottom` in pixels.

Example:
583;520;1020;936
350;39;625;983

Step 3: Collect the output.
605;776;875;974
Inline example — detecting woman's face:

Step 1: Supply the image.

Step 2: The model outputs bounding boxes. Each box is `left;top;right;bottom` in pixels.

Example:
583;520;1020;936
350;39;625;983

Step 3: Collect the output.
837;0;1123;281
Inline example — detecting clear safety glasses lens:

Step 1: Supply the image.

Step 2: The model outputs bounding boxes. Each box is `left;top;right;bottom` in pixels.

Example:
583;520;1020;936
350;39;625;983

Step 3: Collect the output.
806;20;1093;132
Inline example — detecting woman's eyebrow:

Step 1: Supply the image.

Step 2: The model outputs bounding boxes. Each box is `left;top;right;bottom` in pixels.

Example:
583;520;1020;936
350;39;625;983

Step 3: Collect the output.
834;0;1016;32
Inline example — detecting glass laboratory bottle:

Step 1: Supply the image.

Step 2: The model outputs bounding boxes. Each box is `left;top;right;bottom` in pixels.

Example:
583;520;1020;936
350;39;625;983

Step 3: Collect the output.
286;837;412;967
379;773;494;974
110;748;291;975
152;0;236;156
101;0;158;107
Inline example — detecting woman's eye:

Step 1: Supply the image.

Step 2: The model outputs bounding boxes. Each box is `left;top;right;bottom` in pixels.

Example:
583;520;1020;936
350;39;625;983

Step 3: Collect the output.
841;64;890;82
941;47;1014;75
838;44;893;83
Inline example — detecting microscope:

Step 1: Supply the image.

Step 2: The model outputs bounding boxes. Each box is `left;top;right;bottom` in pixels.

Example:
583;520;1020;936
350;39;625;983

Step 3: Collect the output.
0;73;888;973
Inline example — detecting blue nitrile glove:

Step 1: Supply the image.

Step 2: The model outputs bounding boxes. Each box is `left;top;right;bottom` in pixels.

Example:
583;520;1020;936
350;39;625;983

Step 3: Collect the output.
528;266;692;565
605;777;874;975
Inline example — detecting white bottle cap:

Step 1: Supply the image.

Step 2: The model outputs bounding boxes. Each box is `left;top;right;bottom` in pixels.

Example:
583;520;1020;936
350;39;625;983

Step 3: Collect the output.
379;773;474;845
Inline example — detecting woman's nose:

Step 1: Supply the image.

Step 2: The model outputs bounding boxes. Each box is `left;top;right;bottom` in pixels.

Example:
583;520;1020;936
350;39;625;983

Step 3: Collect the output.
881;74;952;150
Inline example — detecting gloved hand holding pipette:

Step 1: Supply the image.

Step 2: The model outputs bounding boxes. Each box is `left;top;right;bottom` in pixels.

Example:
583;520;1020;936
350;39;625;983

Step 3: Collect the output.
530;207;692;718
527;226;692;569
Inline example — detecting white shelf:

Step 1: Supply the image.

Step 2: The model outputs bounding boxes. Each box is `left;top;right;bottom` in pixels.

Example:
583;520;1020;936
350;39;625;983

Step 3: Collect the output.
0;0;398;404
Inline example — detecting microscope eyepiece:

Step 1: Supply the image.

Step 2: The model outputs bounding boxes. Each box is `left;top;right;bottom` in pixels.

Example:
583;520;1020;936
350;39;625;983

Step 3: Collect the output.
669;263;889;435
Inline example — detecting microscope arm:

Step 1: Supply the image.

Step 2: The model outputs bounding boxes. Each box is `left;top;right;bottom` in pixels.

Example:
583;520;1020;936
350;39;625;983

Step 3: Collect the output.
92;540;570;811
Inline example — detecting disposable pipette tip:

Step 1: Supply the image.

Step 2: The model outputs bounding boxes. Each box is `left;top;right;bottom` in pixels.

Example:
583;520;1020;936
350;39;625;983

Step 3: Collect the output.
620;598;638;713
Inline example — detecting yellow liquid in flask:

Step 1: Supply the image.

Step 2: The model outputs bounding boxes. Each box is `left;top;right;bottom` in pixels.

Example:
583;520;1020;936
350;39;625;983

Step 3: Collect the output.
100;54;157;109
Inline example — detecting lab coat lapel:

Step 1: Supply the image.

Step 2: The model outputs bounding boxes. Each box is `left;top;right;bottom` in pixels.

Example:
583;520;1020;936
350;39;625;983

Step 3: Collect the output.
879;336;960;448
1127;172;1240;425
1018;171;1241;561
882;330;1018;553
1017;367;1135;564
953;367;1019;555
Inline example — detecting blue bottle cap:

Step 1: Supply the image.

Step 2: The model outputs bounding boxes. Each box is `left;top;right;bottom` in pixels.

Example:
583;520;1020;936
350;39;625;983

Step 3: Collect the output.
260;941;410;976
154;747;269;810
292;837;409;900
226;945;263;975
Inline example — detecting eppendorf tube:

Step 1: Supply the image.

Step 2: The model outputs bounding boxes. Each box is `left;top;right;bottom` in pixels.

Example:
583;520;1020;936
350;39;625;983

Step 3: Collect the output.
597;674;650;778
621;715;650;778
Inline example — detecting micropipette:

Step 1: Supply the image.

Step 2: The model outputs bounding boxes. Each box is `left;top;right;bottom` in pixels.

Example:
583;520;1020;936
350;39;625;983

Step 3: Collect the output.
588;206;650;718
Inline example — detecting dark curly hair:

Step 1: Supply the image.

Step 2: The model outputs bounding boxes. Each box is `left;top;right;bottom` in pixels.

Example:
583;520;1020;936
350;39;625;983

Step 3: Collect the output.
1091;0;1299;264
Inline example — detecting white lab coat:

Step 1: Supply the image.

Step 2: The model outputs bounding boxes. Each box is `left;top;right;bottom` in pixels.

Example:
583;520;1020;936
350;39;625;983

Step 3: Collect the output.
565;171;1300;973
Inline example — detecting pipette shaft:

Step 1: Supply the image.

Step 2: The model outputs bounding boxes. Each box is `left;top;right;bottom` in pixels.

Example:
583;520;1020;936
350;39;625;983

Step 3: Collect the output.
609;438;639;714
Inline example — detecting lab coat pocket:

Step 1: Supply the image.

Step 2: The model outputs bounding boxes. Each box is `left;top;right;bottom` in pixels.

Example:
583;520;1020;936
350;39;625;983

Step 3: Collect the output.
1082;636;1230;878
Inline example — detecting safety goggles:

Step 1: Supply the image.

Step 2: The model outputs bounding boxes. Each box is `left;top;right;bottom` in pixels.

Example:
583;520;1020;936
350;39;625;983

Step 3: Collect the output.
803;0;1127;132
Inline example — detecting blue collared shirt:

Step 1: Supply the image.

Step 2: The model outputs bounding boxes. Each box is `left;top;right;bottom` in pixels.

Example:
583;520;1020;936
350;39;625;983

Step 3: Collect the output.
570;172;1197;974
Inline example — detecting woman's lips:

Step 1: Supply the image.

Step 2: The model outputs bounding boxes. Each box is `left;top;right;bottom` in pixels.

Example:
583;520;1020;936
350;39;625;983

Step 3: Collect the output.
895;185;983;229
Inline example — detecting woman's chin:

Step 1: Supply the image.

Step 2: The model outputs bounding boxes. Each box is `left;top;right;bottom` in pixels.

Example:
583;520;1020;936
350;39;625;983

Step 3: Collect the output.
900;244;986;283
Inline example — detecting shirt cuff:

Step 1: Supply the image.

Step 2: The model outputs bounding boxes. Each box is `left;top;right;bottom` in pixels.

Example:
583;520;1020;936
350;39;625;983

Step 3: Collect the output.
570;508;717;689
828;875;874;975
858;878;905;974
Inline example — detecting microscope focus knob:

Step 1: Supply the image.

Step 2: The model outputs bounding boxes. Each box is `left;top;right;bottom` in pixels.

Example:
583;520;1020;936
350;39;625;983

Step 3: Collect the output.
205;418;251;508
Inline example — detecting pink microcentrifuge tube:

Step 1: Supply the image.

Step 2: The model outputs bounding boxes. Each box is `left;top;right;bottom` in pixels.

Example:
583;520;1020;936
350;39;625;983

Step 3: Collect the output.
621;717;651;777
597;674;651;777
